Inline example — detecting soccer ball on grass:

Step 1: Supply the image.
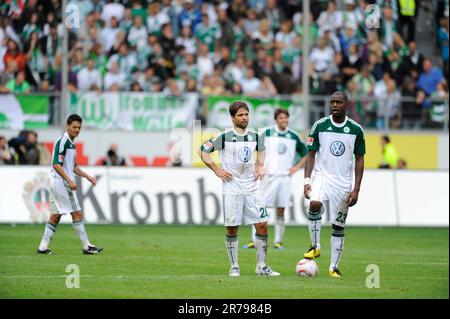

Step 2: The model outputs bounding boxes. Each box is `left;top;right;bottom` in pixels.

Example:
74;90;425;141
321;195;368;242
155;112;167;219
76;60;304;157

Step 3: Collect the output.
296;258;318;277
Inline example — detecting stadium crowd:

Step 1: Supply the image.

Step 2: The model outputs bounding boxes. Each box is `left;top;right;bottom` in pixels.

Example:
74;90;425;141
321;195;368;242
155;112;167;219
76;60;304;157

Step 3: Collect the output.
0;0;448;129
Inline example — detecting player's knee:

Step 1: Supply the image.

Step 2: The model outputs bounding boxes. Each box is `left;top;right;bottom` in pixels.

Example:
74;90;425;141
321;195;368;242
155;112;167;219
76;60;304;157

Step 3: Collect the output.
309;201;322;212
50;214;61;224
226;226;238;236
255;222;268;235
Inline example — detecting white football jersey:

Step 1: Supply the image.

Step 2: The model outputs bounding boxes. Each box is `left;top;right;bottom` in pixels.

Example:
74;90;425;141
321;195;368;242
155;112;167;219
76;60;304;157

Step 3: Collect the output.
261;126;307;176
201;128;264;195
50;132;77;182
307;116;365;190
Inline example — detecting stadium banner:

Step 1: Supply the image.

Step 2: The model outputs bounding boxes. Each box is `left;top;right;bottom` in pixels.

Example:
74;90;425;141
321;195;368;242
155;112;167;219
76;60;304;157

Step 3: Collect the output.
207;96;307;132
0;95;49;130
0;167;448;227
69;92;199;131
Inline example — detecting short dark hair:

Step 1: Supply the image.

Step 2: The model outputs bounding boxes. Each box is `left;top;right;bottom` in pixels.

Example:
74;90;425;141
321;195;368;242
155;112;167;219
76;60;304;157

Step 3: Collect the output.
274;108;289;119
331;91;348;102
382;135;390;143
67;114;83;125
229;101;249;117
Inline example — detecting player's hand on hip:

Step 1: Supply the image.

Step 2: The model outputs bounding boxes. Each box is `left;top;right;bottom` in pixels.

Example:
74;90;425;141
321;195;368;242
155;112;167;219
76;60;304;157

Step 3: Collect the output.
288;167;298;176
304;184;311;199
347;190;359;207
215;168;232;182
68;180;77;191
87;175;97;186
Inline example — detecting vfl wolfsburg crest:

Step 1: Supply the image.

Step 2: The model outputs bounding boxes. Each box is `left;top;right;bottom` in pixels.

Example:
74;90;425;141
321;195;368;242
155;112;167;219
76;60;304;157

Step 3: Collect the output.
22;172;51;223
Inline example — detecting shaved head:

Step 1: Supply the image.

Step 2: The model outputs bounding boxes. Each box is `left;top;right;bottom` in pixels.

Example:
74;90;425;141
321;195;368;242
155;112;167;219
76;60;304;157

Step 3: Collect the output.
331;91;348;103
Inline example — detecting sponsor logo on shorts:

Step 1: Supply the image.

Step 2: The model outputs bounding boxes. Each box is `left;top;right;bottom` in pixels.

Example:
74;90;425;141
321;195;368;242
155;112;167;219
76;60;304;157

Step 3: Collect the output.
238;147;252;162
58;154;64;162
307;137;314;146
330;141;345;156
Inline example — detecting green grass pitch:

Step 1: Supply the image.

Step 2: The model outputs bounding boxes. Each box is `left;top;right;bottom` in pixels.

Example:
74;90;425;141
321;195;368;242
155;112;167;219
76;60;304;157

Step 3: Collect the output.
0;224;448;299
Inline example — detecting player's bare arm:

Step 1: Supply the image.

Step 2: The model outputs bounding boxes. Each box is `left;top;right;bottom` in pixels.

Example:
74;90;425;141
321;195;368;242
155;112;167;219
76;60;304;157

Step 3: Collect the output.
199;150;232;182
255;149;265;180
74;165;96;186
347;155;364;207
53;163;77;190
303;150;316;199
289;155;306;176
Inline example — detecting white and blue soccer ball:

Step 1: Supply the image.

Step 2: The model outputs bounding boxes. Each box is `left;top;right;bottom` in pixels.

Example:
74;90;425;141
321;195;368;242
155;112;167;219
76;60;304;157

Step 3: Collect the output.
296;259;318;277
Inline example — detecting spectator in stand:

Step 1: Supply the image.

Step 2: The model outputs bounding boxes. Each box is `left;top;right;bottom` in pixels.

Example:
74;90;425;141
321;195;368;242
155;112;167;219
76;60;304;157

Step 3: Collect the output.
77;58;102;91
398;41;424;81
417;58;446;96
3;39;26;72
55;57;78;93
376;79;402;129
401;77;423;129
317;0;340;35
178;0;201;34
5;70;31;93
101;16;121;54
240;67;262;96
104;60;127;91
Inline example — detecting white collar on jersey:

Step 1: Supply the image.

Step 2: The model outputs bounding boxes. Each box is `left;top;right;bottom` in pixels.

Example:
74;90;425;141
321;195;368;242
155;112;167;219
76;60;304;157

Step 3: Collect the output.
329;115;348;128
275;125;289;134
232;127;248;136
64;131;75;144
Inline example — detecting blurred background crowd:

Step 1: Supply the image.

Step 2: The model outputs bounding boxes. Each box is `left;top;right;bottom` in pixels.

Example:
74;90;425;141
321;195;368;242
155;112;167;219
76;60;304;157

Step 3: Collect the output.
0;0;448;131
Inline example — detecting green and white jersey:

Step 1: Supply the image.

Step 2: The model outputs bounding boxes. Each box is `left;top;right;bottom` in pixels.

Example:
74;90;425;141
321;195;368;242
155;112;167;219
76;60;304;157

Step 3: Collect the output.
195;23;221;52
201;128;264;195
261;126;307;176
307;116;365;189
50;132;77;181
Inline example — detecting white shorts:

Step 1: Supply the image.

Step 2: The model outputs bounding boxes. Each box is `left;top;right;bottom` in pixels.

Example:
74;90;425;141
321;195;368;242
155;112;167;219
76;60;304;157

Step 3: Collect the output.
49;177;81;215
309;175;350;227
222;193;269;226
257;175;291;208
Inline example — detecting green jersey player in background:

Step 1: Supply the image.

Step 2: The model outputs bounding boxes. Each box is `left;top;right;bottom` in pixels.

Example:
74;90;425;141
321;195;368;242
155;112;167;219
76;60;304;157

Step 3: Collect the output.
37;114;103;255
303;91;365;278
244;108;307;250
199;101;280;277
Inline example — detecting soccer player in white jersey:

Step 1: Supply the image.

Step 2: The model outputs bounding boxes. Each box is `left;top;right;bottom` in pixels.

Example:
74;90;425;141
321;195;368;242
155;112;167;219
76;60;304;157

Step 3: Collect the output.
244;108;307;250
199;101;280;277
302;91;365;278
37;114;103;255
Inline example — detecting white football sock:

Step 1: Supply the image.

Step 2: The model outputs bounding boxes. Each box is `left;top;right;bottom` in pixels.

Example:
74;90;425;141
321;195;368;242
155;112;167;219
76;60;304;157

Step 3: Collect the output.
274;215;285;244
38;222;56;250
255;233;268;268
225;234;239;268
330;225;345;270
307;209;322;249
73;220;91;250
251;224;256;243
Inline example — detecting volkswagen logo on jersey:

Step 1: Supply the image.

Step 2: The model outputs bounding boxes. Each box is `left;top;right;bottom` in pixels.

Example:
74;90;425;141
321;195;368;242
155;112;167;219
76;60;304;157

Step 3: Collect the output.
238;147;252;162
330;141;345;156
277;143;287;154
